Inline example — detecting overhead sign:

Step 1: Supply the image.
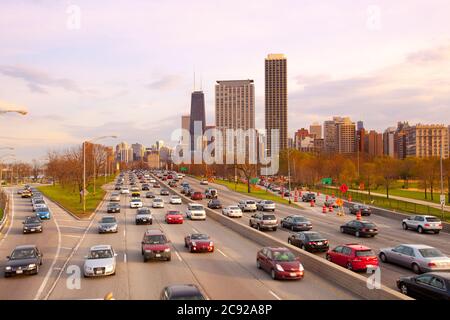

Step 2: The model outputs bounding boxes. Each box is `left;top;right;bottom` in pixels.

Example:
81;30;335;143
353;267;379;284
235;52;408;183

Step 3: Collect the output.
340;184;349;193
321;178;332;185
180;167;187;172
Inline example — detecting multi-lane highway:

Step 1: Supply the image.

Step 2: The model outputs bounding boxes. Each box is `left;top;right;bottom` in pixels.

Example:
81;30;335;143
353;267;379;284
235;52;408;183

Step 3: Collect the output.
0;177;359;300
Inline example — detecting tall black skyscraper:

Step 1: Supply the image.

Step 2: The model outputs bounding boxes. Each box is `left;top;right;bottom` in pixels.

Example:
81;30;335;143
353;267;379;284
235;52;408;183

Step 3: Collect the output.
189;90;206;152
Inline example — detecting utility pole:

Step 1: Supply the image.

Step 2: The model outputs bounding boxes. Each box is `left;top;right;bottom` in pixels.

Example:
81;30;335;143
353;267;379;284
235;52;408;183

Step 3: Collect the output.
287;148;292;204
83;141;86;213
440;142;444;220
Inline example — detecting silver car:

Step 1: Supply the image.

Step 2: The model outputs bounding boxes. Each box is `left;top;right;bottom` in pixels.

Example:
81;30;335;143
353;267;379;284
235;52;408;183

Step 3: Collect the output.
98;216;118;233
402;215;443;234
109;192;120;202
238;200;257;212
152;197;165;208
379;244;450;274
83;245;117;277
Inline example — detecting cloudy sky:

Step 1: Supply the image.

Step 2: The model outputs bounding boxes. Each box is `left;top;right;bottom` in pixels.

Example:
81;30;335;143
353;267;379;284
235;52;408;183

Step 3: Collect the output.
1;0;450;161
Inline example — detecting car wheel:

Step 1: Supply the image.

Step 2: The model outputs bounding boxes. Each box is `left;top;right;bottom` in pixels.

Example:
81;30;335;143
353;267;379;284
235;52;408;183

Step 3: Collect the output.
300;244;306;250
256;260;261;269
273;227;277;231
326;254;332;262
167;256;171;261
379;252;388;263
418;226;424;234
257;224;261;231
346;262;353;271
34;265;39;275
143;256;148;262
340;227;344;233
412;263;421;274
4;273;10;278
402;223;408;230
355;231;360;237
400;283;408;295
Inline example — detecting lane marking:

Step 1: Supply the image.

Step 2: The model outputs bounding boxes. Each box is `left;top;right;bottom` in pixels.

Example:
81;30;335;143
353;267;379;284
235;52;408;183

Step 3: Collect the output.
123;229;126;237
217;248;228;258
58;225;86;230
53;267;62;271
56;219;89;223
62;234;81;238
61;247;74;250
175;251;182;261
269;290;282;300
192;227;199;233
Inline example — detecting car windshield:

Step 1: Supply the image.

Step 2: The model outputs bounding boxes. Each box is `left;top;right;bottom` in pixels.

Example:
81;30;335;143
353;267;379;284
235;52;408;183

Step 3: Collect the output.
36;207;48;212
419;248;445;258
293;217;307;222
101;217;116;223
306;233;324;240
191;234;209;240
144;235;167;244
246;201;255;204
132;199;141;202
25;217;41;223
171;196;180;199
190;205;203;210
362;223;376;228
229;206;240;210
137;209;150;215
88;249;113;259
168;211;181;215
425;217;440;222
265;201;274;204
272;251;296;262
154;199;162;202
263;215;276;220
355;250;375;257
212;200;220;204
11;248;36;260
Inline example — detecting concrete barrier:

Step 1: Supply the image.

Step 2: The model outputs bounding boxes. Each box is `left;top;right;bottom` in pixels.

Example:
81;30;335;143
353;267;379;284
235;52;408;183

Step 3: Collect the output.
154;175;411;300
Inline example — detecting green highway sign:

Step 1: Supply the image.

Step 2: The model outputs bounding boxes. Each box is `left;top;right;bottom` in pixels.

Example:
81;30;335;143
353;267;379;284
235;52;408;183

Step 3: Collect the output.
180;167;187;172
321;178;332;185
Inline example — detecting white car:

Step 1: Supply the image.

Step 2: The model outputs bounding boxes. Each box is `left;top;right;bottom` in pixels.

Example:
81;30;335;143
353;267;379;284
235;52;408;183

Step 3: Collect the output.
238;200;257;212
200;180;209;185
169;195;182;205
121;187;130;194
149;178;156;183
177;174;183;179
130;198;143;208
222;206;243;218
256;200;276;212
402;215;443;234
130;186;140;192
186;203;206;220
32;202;47;212
83;245;117;277
152;198;165;208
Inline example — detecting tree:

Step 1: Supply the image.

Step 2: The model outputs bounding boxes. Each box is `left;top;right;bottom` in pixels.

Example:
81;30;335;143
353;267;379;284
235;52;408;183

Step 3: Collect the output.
360;162;377;196
374;157;400;199
237;163;257;193
398;157;417;189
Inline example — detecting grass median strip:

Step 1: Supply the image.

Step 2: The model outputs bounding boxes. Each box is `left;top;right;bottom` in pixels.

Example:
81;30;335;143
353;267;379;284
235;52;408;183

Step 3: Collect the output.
0;208;3;221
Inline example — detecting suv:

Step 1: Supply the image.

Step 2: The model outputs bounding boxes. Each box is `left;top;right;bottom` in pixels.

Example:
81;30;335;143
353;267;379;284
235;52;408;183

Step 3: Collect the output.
326;244;379;271
186;203;206;220
301;192;316;202
256;200;276;212
238;200;257;212
402;215;443;234
141;229;171;262
249;212;278;231
349;204;372;216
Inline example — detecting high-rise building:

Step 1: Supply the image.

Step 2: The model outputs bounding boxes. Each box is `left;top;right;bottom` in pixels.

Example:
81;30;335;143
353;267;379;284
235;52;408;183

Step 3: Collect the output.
324;117;356;154
383;127;396;158
395;122;409;159
356;127;366;153
364;130;383;157
406;124;449;159
189;91;206;152
131;143;145;161
155;140;164;151
115;142;131;163
357;121;364;131
294;128;309;149
265;54;287;154
324;120;338;153
181;114;190;149
309;123;322;139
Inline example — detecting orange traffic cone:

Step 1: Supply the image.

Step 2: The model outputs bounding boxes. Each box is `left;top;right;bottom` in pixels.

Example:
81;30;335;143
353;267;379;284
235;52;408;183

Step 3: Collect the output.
317;192;321;196
356;210;362;220
322;205;327;213
329;206;334;213
348;195;352;202
310;200;315;207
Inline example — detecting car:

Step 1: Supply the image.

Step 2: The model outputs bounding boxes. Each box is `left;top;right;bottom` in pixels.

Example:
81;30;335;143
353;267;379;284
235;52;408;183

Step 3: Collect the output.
207;199;222;209
280;215;312;231
200;180;209;185
169;195;182;205
180;182;190;189
256;247;304;280
83;245;117;277
340;220;378;237
135;207;153;225
256;200;276;211
205;188;218;199
186;203;206;220
185;188;195;197
222;205;243;218
22;216;43;234
130;198;143;208
238;199;257;212
271;186;281;192
191;191;203;200
349;204;372;216
396;272;450;300
4;245;43;277
145;191;155;198
21;190;32;198
109;192;121;202
120;187;130;194
152;198;165;208
283;190;291;197
402;215;443;234
32;199;46;211
301;192;316;202
288;231;329;252
106;202;121;213
35;207;50;220
165;210;184;224
324;199;339;208
17;189;24;195
160;284;206;300
379;244;450;274
114;185;122;191
184;233;214;252
168;181;177;187
326;244;379;271
141;184;150;191
249;212;278;231
141;229;171;262
131;192;141;198
149;178;156;184
153;183;161;188
98;216;118;233
160;189;170;196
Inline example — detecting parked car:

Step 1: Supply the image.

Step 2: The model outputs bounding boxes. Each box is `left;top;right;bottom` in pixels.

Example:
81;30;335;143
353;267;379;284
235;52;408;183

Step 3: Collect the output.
130;198;143;208
191;191;203;200
83;245;117;277
340;220;378;237
326;244;378;271
160;284;206;300
152;198;165;208
35;207;50;220
165;210;184;224
109;192;121;202
349;204;372;216
397;272;450;300
256;200;276;212
184;233;214;253
98;216;118;233
169;195;182;205
280;215;312;231
107;202;121;213
141;229;171;262
379;244;450;274
207;199;222;209
186;203;206;220
4;245;43;277
256;247;304;280
135;207;153;225
249;212;278;231
301;192;316;202
222;205;243;218
238;199;257;212
402;215;443;234
22;216;43;234
288;231;329;252
145;191;155;198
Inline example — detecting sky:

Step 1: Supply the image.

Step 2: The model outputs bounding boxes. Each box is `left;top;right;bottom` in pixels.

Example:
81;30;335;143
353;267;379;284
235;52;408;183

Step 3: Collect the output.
0;0;450;161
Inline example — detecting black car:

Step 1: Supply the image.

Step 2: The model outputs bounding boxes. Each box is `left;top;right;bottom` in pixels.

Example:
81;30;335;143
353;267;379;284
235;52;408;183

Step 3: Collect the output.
142;184;150;191
349;204;372;216
280;215;312;231
4;245;43;277
207;199;222;209
160;189;170;196
22;216;43;234
145;192;155;198
114;185;122;191
301;192;316;202
107;202;121;213
288;231;329;252
160;284;206;300
340;220;378;237
397;272;450;300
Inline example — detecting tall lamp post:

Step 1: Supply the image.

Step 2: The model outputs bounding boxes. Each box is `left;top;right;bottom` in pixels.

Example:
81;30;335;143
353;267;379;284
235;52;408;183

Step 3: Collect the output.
287;148;292;204
440;142;445;220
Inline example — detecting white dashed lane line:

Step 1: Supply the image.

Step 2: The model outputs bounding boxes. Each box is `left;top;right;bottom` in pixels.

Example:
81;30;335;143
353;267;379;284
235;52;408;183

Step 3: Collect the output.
58;225;87;230
217;249;228;258
175;251;182;261
269;290;282;300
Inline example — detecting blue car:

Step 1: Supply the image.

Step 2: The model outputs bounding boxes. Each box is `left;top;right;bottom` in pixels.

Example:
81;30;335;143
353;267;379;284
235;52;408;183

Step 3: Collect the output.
35;207;51;220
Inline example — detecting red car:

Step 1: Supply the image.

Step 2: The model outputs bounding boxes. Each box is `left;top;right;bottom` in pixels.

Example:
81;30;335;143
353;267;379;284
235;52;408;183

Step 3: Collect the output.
167;175;173;179
256;247;304;280
326;244;379;271
162;177;168;181
191;192;203;200
141;229;171;262
165;210;184;224
184;234;214;253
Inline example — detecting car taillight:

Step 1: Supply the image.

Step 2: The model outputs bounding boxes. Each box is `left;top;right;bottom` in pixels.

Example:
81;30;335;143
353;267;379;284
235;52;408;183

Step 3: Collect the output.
362;228;368;232
308;242;314;245
352;258;362;262
438;224;442;227
428;262;436;267
324;240;329;244
425;223;430;227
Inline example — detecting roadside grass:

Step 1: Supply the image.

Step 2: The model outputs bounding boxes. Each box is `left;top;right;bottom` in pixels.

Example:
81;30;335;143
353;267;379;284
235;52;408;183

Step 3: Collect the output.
38;175;116;218
0;208;3;221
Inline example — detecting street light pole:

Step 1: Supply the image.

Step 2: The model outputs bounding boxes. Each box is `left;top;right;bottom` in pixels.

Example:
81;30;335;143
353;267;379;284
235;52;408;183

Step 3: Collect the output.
83;141;86;213
440;142;444;219
287;148;292;204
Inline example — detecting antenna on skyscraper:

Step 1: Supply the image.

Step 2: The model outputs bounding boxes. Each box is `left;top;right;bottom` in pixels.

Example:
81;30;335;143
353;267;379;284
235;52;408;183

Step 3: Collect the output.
193;67;196;91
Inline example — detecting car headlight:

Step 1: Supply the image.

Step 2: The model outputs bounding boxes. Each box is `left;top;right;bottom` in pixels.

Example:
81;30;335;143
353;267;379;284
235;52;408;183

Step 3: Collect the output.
28;264;36;269
299;263;304;271
5;266;11;271
191;242;196;246
164;248;171;252
275;264;284;272
105;265;114;272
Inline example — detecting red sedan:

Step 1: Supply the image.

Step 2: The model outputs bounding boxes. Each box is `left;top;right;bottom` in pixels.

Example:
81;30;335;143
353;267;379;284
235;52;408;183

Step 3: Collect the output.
191;192;203;200
326;244;379;271
184;234;214;253
165;210;184;224
257;247;304;280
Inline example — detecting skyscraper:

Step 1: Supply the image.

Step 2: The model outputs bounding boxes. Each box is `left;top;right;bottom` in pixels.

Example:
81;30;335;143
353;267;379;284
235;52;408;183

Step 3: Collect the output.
265;54;287;154
189;91;206;153
357;121;364;131
181;114;190;144
406;124;449;159
309;122;322;139
324;117;356;154
131;143;145;161
383;127;396;157
364;130;383;157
